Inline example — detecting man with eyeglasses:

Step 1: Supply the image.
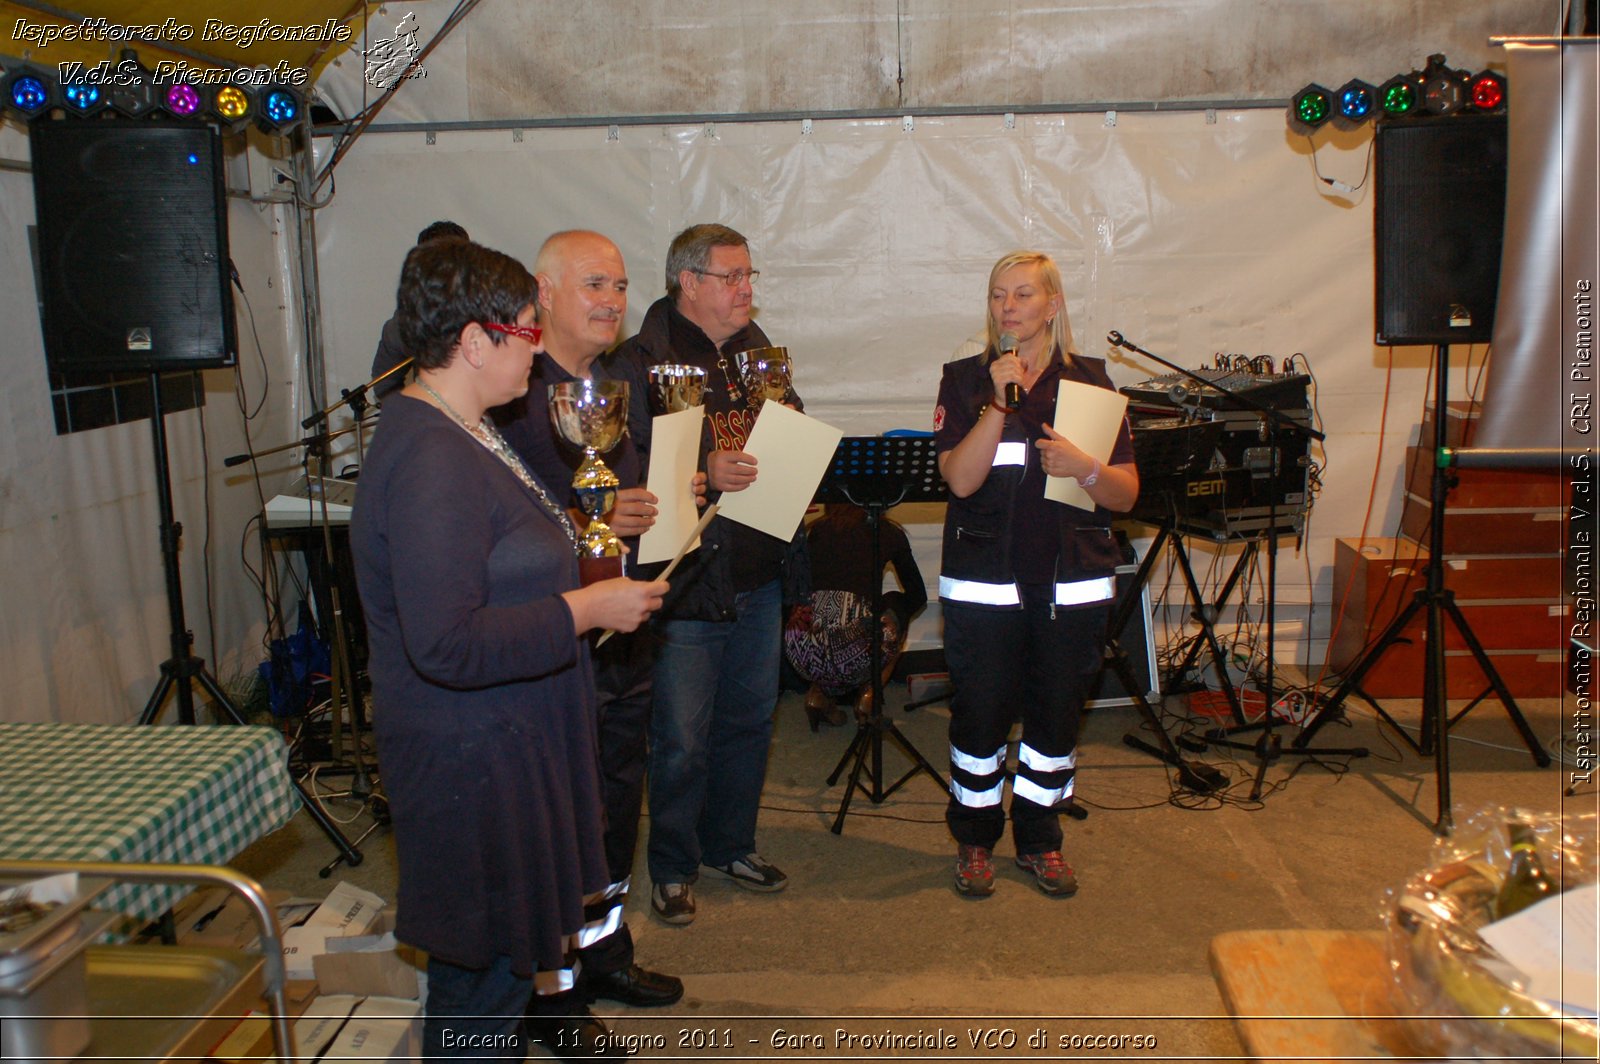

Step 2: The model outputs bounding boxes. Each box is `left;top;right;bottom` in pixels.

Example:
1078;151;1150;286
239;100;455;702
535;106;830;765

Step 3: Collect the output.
497;230;685;1055
617;223;802;927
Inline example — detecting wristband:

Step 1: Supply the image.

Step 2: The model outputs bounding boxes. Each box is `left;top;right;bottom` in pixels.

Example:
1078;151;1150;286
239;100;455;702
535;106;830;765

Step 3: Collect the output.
1080;459;1100;488
989;399;1015;416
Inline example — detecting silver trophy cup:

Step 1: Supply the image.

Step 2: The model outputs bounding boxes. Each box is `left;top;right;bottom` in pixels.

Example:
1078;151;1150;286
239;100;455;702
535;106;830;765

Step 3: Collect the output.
647;364;709;416
732;346;791;409
548;379;629;583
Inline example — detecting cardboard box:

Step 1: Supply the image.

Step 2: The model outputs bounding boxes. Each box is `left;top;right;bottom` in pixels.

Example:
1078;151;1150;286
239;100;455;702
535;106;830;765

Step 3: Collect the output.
170;886;293;951
281;882;386;981
312;913;422;1000
320;996;421;1061
203;982;332;1063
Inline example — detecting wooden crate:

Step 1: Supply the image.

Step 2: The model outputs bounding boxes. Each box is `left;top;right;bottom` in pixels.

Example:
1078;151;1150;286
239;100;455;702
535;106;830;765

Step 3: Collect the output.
1327;537;1567;698
1399;492;1564;554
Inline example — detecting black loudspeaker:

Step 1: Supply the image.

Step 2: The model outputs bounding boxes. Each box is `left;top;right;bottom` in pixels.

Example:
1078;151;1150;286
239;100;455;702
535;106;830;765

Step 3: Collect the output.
1087;563;1159;709
31;120;235;372
1374;112;1507;346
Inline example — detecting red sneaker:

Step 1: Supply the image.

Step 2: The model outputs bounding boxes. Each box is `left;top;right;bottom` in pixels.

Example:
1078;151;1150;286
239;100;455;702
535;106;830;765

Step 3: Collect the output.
955;844;996;897
1016;850;1078;896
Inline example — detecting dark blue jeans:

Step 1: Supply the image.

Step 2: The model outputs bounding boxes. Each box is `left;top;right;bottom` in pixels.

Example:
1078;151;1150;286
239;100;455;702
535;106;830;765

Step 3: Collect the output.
647;579;782;882
422;954;529;1060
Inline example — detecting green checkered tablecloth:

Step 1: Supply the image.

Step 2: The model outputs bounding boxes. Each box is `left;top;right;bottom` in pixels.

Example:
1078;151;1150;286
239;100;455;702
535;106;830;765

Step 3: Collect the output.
0;722;300;924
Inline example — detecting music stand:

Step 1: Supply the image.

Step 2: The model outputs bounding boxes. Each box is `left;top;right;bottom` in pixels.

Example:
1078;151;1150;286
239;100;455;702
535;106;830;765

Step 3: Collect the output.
816;436;949;834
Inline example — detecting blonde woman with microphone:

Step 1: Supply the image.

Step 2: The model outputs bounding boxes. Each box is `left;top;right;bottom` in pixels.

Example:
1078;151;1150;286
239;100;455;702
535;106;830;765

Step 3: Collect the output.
930;250;1138;899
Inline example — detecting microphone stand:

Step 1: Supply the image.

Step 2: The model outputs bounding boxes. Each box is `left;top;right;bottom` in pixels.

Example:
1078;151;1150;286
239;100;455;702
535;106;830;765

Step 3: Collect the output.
297;373;390;872
227;362;402;873
1107;332;1362;799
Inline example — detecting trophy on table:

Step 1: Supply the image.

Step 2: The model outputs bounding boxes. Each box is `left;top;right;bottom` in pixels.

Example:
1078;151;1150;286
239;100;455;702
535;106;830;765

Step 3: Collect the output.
548;379;629;584
732;346;791;409
647;364;708;416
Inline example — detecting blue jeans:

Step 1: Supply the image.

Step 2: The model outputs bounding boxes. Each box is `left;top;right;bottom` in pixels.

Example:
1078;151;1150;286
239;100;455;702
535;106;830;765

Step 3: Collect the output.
648;579;781;882
422;954;529;1060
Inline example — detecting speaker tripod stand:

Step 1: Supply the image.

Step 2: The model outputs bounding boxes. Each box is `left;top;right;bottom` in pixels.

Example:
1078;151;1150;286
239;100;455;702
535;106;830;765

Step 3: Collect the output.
1292;344;1550;833
136;372;362;868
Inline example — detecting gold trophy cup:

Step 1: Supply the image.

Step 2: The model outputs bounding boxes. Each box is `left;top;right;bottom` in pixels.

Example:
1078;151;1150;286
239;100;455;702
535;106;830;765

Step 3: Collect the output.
732;346;791;409
647;363;709;415
548;379;629;584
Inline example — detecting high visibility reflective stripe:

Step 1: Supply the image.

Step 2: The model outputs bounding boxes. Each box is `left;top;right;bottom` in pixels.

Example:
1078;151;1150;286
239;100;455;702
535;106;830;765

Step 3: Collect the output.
951;777;1005;808
941;575;1021;606
1013;774;1074;808
603;876;631;900
993;441;1027;467
1018;743;1077;773
534;967;577;994
1054;575;1116;606
574;901;624;949
950;743;1006;776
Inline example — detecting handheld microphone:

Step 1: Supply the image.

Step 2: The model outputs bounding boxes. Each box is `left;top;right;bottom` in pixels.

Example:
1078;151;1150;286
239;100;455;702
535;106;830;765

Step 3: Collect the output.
998;332;1022;409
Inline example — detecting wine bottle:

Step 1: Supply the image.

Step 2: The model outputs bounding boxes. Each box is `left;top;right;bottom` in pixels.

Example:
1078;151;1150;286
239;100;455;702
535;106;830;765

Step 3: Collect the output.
1495;818;1556;919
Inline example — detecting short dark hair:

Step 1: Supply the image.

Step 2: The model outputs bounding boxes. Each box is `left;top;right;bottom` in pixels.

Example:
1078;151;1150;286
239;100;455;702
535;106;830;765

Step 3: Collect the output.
416;220;469;246
666;223;748;302
395;240;537;371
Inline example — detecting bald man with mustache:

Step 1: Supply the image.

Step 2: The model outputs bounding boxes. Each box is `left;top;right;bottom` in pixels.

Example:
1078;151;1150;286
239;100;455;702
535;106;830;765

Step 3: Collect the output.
498;230;684;1058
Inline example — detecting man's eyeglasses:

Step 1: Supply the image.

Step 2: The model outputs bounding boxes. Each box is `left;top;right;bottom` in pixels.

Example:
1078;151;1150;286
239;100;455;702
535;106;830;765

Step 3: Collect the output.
482;321;542;344
695;269;760;287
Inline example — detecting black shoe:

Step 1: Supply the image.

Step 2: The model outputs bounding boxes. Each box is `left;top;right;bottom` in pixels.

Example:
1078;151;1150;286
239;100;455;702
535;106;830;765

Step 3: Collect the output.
588;963;685;1007
526;1007;629;1060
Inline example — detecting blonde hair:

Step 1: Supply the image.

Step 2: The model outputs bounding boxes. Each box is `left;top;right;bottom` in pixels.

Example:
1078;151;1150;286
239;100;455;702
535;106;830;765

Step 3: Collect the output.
983;250;1078;361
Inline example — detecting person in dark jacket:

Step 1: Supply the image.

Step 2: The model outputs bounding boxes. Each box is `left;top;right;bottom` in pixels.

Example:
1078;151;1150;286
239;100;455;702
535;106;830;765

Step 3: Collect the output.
370;220;470;399
349;239;665;1058
932;249;1138;899
496;230;688;1035
614;223;801;926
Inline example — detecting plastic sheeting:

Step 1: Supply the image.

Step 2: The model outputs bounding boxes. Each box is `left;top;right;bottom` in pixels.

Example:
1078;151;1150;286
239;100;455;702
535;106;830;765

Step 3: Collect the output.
1477;41;1600;453
313;106;1466;660
310;0;1556;125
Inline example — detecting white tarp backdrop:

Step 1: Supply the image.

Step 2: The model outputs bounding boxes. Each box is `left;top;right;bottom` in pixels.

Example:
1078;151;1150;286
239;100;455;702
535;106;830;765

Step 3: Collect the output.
0;0;1567;724
310;108;1479;666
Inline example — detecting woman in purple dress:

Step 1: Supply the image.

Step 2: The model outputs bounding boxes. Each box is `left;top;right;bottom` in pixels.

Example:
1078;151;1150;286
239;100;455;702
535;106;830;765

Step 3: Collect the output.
351;239;666;1057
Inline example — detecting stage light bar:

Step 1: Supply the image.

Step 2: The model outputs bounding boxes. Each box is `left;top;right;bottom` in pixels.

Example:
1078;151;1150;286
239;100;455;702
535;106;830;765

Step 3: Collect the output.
1332;79;1377;130
0;51;308;133
1287;83;1333;136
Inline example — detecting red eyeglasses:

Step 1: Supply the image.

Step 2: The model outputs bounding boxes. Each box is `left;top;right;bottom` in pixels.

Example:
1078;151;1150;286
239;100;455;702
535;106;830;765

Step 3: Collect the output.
481;321;542;344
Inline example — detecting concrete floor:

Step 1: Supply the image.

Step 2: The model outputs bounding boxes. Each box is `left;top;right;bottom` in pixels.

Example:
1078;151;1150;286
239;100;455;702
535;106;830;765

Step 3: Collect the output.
233;683;1587;1059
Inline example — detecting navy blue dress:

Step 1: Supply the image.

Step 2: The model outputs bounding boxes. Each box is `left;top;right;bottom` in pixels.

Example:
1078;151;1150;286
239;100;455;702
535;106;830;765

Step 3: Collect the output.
350;394;609;974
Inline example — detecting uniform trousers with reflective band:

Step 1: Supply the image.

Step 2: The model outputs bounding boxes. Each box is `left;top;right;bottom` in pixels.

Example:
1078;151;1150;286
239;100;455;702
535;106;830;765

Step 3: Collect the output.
423;954;529;1059
581;625;654;977
942;587;1109;854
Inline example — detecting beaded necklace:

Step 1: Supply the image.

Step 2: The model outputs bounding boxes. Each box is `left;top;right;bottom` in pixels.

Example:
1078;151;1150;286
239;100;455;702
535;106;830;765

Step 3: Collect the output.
417;381;577;544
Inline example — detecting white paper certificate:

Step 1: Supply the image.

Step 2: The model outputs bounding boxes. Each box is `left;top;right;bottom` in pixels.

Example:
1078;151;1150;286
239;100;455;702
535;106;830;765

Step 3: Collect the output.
638;407;705;565
1044;379;1129;511
715;402;844;541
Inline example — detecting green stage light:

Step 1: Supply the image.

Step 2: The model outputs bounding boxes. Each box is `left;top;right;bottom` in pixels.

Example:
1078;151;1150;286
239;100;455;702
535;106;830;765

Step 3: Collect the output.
1288;83;1333;136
